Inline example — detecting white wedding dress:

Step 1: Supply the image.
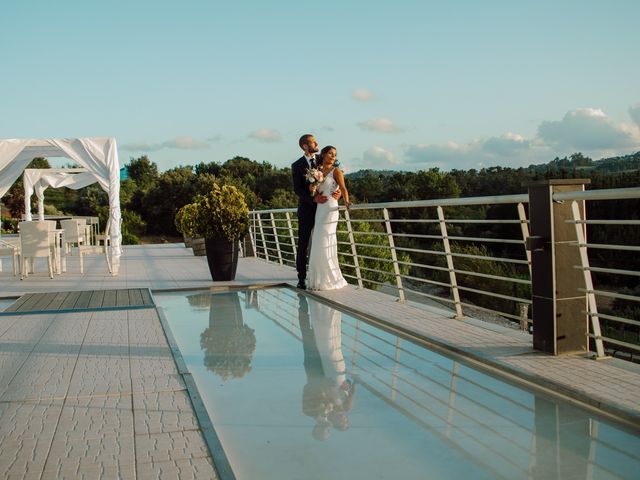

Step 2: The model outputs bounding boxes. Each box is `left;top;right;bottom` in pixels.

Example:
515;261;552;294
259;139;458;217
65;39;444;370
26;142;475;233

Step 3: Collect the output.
307;168;348;290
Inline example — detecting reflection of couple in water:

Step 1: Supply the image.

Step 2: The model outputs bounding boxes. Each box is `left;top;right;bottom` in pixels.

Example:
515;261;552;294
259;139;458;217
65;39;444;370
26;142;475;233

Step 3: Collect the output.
298;294;356;441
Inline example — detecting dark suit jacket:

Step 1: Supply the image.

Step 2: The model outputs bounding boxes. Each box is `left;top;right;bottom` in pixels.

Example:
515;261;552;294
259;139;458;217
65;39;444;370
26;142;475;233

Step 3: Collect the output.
291;155;317;221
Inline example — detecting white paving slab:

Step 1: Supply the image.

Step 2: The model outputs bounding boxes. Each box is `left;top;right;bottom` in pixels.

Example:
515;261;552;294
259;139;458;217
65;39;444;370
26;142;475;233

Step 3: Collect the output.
0;306;219;479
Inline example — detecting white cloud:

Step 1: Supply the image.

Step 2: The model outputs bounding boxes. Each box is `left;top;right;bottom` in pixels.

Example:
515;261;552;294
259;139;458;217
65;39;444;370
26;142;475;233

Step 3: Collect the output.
405;141;474;169
403;134;545;170
358;118;403;133
482;132;531;156
399;105;640;171
629;103;640;128
362;146;398;168
121;142;162;152
163;136;209;150
352;88;374;102
537;107;640;150
248;128;282;142
121;136;209;152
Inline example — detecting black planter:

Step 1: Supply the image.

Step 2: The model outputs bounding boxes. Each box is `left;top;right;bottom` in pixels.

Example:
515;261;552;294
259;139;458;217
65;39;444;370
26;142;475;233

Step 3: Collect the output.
204;238;239;281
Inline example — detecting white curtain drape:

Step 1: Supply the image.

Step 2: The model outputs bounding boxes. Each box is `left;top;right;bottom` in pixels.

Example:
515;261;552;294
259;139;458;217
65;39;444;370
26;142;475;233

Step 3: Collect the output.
23;169;97;221
0;138;122;274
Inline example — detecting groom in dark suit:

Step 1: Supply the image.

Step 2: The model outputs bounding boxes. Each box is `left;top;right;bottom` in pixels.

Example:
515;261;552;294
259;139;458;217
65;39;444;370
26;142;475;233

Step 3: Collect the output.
291;134;339;289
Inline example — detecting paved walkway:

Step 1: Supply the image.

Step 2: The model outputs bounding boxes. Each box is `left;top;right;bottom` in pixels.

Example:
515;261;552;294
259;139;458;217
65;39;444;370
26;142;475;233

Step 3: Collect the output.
1;244;639;479
0;307;217;479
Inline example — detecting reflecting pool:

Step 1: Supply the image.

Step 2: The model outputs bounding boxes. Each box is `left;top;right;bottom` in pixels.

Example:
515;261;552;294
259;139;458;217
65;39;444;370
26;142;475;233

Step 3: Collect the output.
0;298;15;311
155;287;640;480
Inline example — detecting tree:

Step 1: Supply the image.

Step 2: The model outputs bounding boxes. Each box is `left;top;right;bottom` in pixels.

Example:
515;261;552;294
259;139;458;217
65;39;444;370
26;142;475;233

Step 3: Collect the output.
141;166;197;235
267;188;298;209
3;157;51;218
126;156;159;187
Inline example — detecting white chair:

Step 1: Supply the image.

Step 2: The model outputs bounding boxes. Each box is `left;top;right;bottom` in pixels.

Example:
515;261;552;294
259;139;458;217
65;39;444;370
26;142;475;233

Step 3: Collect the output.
18;221;53;280
60;219;88;273
87;216;99;245
61;219;85;252
0;238;19;276
95;217;112;274
44;220;64;275
72;217;92;246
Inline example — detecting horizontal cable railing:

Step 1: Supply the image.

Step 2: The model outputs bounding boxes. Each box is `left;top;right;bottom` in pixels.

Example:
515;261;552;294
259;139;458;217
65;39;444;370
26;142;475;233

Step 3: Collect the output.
251;196;532;328
556;188;640;359
249;186;640;360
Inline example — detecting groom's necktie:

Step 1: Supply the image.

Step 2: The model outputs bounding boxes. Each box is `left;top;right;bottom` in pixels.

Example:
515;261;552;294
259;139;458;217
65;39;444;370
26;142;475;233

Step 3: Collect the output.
309;157;315;168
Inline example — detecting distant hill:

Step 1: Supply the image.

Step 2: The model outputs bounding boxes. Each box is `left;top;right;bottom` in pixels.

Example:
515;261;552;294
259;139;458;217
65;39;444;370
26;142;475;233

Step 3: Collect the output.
346;169;400;179
526;151;640;175
591;151;640;173
347;152;640;178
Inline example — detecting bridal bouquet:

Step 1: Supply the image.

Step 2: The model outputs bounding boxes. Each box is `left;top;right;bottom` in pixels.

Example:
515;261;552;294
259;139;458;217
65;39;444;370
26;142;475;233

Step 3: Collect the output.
305;167;324;196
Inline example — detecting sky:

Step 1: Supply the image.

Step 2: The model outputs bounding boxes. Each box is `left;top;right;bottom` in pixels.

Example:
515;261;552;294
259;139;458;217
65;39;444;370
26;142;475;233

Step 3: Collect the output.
1;0;639;173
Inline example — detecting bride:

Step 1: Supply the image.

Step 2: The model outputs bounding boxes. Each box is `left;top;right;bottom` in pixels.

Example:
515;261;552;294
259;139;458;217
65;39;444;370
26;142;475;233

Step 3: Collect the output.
307;145;352;291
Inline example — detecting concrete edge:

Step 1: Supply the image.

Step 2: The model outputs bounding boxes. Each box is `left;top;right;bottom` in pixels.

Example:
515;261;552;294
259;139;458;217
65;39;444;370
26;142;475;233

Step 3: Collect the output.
154;304;237;480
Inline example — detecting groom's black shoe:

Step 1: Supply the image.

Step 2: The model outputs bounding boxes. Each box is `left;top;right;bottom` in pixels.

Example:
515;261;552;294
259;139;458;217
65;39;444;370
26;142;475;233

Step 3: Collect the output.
296;281;307;290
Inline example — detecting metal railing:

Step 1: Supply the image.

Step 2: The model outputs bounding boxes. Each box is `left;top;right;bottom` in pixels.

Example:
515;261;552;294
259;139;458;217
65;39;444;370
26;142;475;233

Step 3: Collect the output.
555;187;640;359
248;186;640;360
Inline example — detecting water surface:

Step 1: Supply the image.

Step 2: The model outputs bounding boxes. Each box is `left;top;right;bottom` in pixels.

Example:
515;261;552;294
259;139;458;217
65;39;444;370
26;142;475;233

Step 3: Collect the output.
155;287;640;480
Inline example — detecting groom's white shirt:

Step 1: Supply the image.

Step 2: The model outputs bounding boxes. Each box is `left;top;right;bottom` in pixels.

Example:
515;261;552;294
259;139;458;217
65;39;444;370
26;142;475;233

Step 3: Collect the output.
305;155;315;168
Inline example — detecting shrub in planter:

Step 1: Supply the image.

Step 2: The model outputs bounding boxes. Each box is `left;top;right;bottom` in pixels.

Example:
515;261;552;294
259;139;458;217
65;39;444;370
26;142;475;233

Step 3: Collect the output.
175;184;250;280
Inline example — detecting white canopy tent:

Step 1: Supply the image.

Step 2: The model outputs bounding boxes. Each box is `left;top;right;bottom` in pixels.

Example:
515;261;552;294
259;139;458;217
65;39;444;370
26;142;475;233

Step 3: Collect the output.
23;168;98;222
0;137;122;274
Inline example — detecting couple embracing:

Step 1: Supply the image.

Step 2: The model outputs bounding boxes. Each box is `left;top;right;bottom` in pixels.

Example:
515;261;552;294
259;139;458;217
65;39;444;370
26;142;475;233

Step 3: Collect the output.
291;134;352;291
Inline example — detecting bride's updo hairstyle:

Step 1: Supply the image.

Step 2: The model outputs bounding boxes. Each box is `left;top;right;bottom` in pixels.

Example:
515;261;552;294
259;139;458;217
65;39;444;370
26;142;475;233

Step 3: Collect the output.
320;145;340;167
320;145;336;161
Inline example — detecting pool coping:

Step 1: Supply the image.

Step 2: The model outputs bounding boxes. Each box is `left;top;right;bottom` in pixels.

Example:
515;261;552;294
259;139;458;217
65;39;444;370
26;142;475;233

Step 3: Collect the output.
154;301;237;480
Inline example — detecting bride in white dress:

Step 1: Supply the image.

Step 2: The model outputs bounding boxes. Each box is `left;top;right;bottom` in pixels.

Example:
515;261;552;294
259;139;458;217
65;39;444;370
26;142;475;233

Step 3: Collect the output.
307;146;352;291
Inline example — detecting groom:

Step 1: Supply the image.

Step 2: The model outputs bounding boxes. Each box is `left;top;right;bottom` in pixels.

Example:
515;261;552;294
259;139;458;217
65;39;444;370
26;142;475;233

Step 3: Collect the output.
291;134;339;289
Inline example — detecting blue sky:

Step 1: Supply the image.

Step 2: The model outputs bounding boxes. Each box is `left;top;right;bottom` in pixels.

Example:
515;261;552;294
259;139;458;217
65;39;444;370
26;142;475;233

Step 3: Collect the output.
1;0;639;172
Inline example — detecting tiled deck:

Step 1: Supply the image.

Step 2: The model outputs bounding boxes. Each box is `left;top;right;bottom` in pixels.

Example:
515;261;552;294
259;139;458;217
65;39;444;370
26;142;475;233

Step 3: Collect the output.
0;243;639;478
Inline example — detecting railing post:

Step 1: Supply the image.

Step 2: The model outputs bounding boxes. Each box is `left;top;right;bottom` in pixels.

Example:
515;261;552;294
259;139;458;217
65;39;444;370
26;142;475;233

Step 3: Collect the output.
571;200;606;358
382;208;405;302
437;206;463;319
285;212;296;263
251;214;257;256
517;202;532;277
344;209;363;289
526;179;591;355
256;213;269;262
270;213;283;265
244;214;256;258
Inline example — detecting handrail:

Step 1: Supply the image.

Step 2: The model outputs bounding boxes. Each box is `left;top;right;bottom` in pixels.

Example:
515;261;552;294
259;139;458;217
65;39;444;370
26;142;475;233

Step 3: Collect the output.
553;186;640;202
252;193;529;215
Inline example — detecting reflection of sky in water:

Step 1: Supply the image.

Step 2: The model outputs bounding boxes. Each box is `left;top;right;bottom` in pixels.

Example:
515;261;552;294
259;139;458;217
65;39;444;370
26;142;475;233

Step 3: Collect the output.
155;288;640;480
0;298;17;312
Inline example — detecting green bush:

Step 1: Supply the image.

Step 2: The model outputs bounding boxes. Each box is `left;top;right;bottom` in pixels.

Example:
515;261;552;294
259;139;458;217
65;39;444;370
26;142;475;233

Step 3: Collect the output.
175;184;249;241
